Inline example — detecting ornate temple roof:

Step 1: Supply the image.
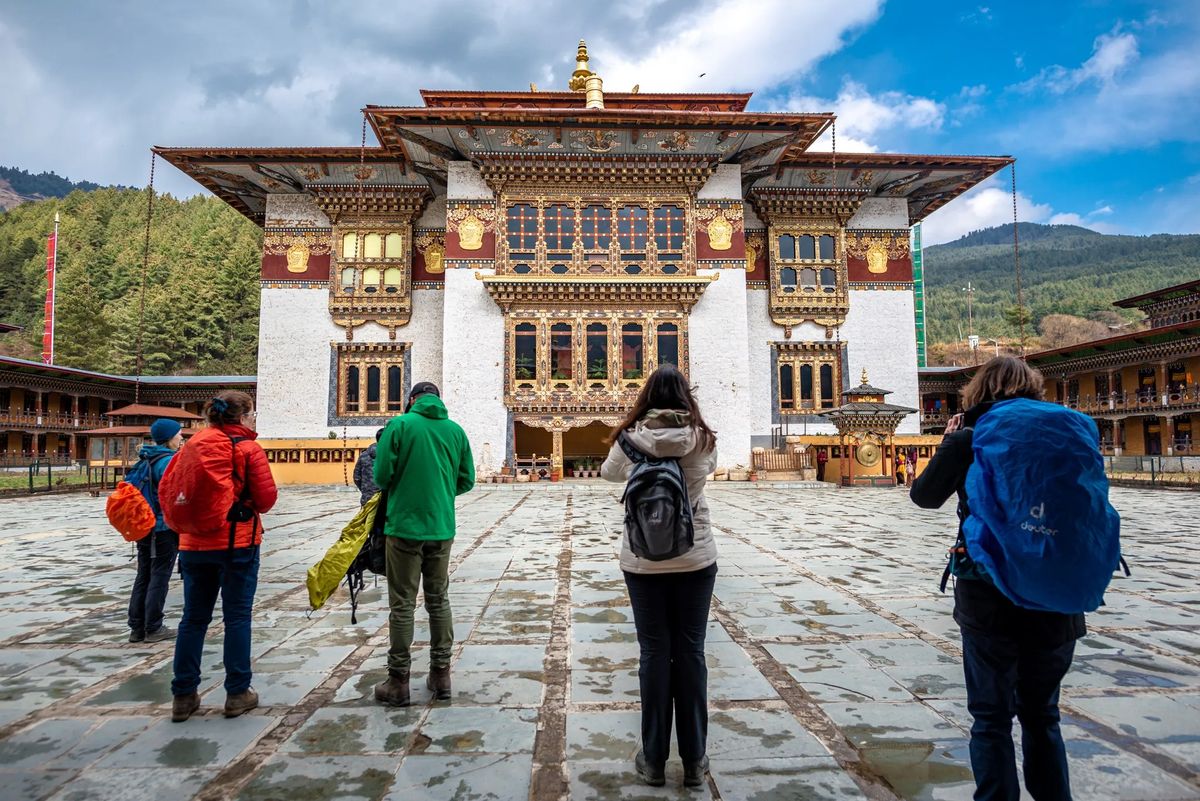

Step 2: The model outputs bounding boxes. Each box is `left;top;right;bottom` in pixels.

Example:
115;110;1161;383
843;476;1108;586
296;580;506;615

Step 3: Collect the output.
154;40;1013;227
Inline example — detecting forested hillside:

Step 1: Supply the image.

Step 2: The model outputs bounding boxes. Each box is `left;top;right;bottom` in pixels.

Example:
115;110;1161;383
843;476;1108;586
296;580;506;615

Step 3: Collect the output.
0;188;262;375
922;223;1200;343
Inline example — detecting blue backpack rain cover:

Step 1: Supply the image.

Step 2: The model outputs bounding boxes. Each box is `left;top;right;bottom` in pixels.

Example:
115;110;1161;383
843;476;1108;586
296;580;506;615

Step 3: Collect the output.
963;397;1121;614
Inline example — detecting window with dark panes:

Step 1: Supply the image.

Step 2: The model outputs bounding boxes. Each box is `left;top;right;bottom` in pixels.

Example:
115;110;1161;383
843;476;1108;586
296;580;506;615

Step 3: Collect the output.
506;204;538;250
798;235;816;260
820;267;837;292
819;364;835;408
580;204;612;250
387;366;403;411
800;364;814;407
818;234;836;260
515;323;537;383
778;235;796;260
657;322;679;367
544;204;575;251
550;323;573;382
779;364;795;410
781;267;797;292
618;206;649;270
653;205;686;267
346;366;360;412
621;323;644;380
366;366;381;412
587;323;608;381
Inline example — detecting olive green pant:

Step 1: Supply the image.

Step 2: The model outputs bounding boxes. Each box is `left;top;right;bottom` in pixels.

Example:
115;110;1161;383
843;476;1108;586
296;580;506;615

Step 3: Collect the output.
386;536;454;675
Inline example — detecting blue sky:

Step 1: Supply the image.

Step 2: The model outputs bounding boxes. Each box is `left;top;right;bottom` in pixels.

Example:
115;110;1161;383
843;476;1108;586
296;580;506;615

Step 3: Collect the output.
1;0;1196;244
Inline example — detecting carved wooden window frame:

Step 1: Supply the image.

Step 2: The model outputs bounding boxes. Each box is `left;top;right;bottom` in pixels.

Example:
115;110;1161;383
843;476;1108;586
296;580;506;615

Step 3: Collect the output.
497;193;695;277
767;221;849;331
504;311;689;411
332;342;408;421
333;225;411;296
774;342;842;415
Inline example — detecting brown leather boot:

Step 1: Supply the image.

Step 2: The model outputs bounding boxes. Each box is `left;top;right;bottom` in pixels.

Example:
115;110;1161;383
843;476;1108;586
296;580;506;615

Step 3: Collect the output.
223;687;259;718
426;666;451;700
171;692;200;723
374;672;411;706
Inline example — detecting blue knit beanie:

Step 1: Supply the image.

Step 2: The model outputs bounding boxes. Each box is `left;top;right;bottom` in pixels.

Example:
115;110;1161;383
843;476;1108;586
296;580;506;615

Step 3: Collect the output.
150;418;182;444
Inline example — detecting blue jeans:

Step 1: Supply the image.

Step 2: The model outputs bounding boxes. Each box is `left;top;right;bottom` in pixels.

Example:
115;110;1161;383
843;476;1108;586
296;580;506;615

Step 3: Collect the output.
171;546;260;697
961;628;1075;801
128;529;178;635
624;562;717;766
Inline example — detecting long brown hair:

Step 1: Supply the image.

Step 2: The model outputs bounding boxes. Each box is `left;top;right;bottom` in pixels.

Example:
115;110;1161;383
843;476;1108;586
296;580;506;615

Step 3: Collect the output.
962;356;1044;408
204;390;254;426
607;364;717;452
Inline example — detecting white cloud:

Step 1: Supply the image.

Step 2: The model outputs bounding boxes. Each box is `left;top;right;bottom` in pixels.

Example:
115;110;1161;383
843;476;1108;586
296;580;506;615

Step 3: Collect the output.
0;1;887;195
778;80;945;152
921;178;1120;244
1018;28;1139;94
600;0;882;92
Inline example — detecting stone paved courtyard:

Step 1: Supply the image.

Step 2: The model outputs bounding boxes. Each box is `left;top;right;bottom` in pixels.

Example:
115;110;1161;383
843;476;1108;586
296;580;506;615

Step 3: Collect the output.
0;484;1198;801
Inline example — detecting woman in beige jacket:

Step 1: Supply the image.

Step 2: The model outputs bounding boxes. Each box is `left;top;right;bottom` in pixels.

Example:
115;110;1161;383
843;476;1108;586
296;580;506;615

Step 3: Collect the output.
601;364;718;789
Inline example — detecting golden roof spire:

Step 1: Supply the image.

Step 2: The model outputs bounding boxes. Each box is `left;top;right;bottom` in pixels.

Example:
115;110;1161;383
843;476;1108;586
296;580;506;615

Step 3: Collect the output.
569;39;595;92
861;367;870;385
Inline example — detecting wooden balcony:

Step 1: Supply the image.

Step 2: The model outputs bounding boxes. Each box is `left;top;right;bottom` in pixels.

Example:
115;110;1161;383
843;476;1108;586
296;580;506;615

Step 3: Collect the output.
1063;385;1200;416
0;411;106;431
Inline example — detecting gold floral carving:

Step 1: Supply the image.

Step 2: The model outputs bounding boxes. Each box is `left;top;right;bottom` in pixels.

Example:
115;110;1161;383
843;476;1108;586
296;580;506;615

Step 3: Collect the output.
845;232;909;274
806;170;829;185
503;128;545;148
299;165;322;181
706;213;733;251
285;241;311;273
415;232;447;273
458;215;485;250
853;169;875;188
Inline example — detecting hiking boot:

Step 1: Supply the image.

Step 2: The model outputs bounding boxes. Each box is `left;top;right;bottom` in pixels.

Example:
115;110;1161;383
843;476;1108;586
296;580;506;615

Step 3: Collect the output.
171;692;200;723
683;755;710;788
634;750;665;787
426;666;451;700
128;630;145;644
144;625;175;643
374;673;410;707
224;688;259;718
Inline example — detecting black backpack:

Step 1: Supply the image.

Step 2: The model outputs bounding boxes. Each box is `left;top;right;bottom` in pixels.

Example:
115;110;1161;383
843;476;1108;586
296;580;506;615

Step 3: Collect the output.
618;433;695;561
345;489;389;624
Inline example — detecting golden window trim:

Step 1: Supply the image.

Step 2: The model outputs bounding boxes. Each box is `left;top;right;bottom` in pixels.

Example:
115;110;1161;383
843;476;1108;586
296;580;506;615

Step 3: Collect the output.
775;341;843;415
496;193;697;277
504;311;689;412
767;223;849;334
329;222;415;336
332;342;408;419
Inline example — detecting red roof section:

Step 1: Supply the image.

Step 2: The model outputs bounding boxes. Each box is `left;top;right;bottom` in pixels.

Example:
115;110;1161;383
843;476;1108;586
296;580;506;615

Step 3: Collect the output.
106;404;203;420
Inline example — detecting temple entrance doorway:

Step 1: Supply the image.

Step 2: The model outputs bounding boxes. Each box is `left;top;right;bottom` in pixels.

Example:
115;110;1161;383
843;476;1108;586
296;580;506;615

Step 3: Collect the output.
512;419;614;480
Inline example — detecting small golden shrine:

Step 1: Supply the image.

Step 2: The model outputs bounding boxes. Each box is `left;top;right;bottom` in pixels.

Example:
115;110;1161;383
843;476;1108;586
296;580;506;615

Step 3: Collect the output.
820;369;916;487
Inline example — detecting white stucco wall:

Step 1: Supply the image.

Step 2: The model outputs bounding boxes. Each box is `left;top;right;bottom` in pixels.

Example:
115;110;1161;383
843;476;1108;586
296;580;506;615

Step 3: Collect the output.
689;269;752;467
441;269;507;472
842;289;920;433
744;290;838;438
417;194;447;229
447;162;492;199
847;197;909;230
256;287;445;439
697;164;742;199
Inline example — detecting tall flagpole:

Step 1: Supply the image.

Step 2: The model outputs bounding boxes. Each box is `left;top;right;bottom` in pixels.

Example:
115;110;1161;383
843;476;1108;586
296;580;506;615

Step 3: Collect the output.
42;212;59;365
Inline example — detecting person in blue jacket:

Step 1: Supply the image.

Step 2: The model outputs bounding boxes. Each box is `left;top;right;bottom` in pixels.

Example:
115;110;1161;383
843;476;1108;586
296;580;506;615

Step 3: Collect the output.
127;418;184;643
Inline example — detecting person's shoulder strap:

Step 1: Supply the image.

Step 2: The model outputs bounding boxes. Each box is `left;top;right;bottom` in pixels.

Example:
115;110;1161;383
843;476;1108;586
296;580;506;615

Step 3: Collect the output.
616;431;645;464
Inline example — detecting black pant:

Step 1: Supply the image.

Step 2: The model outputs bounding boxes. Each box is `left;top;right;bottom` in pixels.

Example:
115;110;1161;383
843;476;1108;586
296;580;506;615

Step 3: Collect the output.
128;529;179;635
623;562;717;766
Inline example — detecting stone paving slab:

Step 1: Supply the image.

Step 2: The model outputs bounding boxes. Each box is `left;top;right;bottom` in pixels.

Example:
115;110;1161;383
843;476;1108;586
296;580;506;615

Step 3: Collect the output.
0;485;1198;800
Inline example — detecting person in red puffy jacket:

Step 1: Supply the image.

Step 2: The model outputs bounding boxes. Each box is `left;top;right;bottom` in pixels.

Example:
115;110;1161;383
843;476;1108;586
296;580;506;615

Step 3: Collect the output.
165;390;277;723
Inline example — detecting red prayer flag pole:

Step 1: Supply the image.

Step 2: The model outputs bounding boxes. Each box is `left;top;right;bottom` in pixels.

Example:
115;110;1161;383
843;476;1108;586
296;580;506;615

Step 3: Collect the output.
42;212;59;365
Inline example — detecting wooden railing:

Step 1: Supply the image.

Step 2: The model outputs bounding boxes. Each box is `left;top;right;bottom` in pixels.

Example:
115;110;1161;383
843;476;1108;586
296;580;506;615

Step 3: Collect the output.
0;411;105;430
752;449;813;472
1064;385;1200;414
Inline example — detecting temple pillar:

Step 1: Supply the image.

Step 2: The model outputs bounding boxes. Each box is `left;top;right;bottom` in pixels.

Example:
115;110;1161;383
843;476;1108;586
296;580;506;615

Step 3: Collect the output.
551;430;564;476
1165;416;1175;456
1113;418;1123;456
1107;371;1116;410
71;394;80;426
35;390;43;426
1159;362;1169;407
442;162;507;474
68;433;76;462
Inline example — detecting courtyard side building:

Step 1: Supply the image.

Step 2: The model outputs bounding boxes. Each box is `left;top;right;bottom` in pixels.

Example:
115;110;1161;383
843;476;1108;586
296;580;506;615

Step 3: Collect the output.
157;43;1010;484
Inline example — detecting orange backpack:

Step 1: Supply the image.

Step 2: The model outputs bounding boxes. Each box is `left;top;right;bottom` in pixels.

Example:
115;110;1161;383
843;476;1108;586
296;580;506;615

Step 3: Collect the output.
105;453;170;542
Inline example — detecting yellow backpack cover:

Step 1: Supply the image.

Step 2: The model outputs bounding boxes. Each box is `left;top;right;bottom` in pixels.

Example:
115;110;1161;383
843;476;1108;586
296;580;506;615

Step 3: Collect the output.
306;493;380;612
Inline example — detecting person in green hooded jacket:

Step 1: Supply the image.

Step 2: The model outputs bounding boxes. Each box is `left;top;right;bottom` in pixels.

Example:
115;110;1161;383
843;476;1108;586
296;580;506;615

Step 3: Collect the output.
373;381;475;706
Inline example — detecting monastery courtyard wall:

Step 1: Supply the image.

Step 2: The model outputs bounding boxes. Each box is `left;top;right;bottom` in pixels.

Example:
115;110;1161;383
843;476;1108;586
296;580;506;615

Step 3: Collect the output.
1;485;1198;800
